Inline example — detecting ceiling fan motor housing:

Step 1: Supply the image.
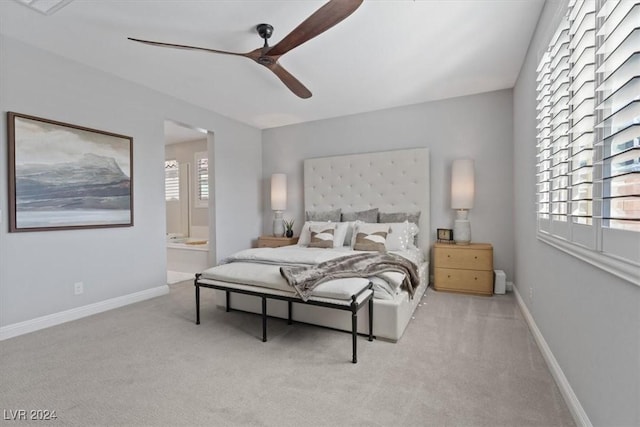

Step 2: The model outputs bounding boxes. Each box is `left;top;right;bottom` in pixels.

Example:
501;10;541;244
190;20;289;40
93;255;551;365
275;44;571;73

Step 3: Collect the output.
256;23;276;64
256;23;273;41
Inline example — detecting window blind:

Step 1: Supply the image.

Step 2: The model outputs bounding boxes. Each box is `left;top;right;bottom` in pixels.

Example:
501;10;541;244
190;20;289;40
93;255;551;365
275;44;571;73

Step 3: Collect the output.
537;18;571;224
595;0;639;232
550;17;571;223
536;51;552;220
568;0;596;225
165;160;179;201
196;156;208;203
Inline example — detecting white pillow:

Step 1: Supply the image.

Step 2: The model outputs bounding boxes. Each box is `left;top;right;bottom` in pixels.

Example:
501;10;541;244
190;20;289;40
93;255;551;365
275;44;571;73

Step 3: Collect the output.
333;222;349;247
342;221;356;246
391;221;420;250
298;221;348;248
406;222;420;248
384;222;410;251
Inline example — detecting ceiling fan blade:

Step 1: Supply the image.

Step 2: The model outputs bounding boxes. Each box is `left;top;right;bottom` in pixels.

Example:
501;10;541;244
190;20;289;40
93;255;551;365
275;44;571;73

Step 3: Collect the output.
128;37;248;58
264;62;312;99
265;0;363;57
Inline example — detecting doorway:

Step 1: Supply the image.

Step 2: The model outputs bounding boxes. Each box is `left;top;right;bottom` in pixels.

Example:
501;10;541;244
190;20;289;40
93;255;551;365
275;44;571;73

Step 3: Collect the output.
164;120;211;284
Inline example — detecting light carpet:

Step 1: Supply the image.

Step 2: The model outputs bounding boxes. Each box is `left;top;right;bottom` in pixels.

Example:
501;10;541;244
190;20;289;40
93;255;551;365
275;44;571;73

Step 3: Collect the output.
0;281;575;426
167;271;194;285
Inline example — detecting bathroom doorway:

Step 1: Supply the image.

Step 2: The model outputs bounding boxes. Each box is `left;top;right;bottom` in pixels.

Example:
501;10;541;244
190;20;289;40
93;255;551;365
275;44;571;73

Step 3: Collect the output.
164;120;211;284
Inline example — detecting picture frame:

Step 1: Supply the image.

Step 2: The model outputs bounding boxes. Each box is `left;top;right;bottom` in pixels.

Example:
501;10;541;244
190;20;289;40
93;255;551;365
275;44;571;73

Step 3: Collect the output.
7;112;133;232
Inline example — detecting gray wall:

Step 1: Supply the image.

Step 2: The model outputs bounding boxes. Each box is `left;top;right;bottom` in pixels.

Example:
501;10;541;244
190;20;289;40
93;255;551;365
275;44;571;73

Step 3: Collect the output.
513;1;640;425
262;89;515;280
0;36;262;327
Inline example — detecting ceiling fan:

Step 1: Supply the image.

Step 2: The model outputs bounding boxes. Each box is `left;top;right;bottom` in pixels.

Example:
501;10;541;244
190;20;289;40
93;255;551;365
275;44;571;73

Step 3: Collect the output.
128;0;363;99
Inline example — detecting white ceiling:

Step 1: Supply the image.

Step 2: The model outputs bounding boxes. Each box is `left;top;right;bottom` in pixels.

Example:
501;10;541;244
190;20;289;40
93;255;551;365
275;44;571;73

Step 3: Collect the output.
0;0;544;130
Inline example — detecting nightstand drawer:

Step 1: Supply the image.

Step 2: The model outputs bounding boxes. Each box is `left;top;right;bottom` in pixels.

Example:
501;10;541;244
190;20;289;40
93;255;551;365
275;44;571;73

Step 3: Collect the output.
434;268;493;295
434;246;492;271
257;236;298;248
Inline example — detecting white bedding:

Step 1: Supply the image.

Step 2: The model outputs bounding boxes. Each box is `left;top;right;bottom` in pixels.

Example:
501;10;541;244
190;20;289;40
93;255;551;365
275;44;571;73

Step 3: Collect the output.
201;245;424;300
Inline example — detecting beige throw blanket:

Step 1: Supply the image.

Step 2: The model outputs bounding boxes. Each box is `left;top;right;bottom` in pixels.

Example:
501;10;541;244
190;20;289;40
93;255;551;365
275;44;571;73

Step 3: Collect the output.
280;252;420;301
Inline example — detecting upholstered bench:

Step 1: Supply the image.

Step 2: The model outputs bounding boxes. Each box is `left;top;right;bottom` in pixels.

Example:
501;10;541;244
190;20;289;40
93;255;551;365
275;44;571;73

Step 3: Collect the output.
194;273;374;363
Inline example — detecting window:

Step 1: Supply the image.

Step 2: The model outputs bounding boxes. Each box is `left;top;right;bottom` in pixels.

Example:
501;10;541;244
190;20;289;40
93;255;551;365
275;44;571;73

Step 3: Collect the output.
536;0;639;284
165;160;179;201
195;152;208;207
595;0;640;232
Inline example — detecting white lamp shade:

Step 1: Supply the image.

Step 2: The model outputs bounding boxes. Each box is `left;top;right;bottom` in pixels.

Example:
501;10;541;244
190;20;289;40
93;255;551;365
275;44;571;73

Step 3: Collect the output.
271;173;287;211
451;159;474;210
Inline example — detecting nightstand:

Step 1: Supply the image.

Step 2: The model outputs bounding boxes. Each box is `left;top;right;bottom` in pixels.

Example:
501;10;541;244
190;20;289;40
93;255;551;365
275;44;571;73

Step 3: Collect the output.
257;236;298;248
433;242;494;296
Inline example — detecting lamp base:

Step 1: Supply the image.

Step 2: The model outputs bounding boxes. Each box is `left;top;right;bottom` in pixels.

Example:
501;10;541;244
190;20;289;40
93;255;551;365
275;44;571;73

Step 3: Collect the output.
453;210;471;245
273;211;284;237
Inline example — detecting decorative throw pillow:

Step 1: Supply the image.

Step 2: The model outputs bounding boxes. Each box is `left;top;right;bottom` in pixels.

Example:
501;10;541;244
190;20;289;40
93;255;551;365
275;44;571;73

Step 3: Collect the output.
350;222;388;248
308;227;335;248
353;230;388;252
341;208;379;223
298;221;348;248
378;211;421;225
352;222;390;251
305;209;341;222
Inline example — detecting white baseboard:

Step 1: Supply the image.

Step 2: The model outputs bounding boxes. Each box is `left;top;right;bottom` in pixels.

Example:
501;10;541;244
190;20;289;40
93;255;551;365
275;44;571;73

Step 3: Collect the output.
513;285;592;427
0;285;169;341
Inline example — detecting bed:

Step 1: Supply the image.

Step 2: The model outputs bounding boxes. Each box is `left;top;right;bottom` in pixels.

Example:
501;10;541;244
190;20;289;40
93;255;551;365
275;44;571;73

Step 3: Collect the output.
198;148;430;342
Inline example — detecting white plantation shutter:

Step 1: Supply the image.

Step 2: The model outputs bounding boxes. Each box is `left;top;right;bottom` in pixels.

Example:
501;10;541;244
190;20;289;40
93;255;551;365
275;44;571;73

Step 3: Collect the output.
550;18;571;225
536;0;639;281
536;51;552;221
568;0;597;249
165;160;179;201
197;158;208;201
568;0;596;227
595;0;639;232
195;152;209;207
537;17;571;237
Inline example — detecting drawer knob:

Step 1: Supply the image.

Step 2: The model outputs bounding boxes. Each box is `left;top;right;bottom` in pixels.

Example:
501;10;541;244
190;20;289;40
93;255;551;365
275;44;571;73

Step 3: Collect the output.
474;277;478;280
447;275;451;278
447;255;450;258
474;256;478;259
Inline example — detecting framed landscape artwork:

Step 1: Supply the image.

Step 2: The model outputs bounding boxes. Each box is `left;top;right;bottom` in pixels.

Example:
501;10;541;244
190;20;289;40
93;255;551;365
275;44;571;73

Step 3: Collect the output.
7;112;133;232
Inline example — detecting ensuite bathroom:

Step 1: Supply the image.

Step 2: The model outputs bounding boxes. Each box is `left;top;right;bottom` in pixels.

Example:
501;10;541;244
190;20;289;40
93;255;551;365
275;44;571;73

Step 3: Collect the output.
164;121;211;284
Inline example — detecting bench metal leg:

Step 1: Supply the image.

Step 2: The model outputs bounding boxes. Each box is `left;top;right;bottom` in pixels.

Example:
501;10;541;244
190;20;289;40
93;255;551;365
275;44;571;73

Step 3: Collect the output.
288;301;293;325
352;311;358;363
225;290;230;312
195;283;200;325
262;297;267;342
368;296;373;341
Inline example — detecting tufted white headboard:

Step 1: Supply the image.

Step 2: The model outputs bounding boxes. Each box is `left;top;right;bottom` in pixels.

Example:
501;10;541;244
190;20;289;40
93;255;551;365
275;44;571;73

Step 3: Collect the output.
304;148;430;257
